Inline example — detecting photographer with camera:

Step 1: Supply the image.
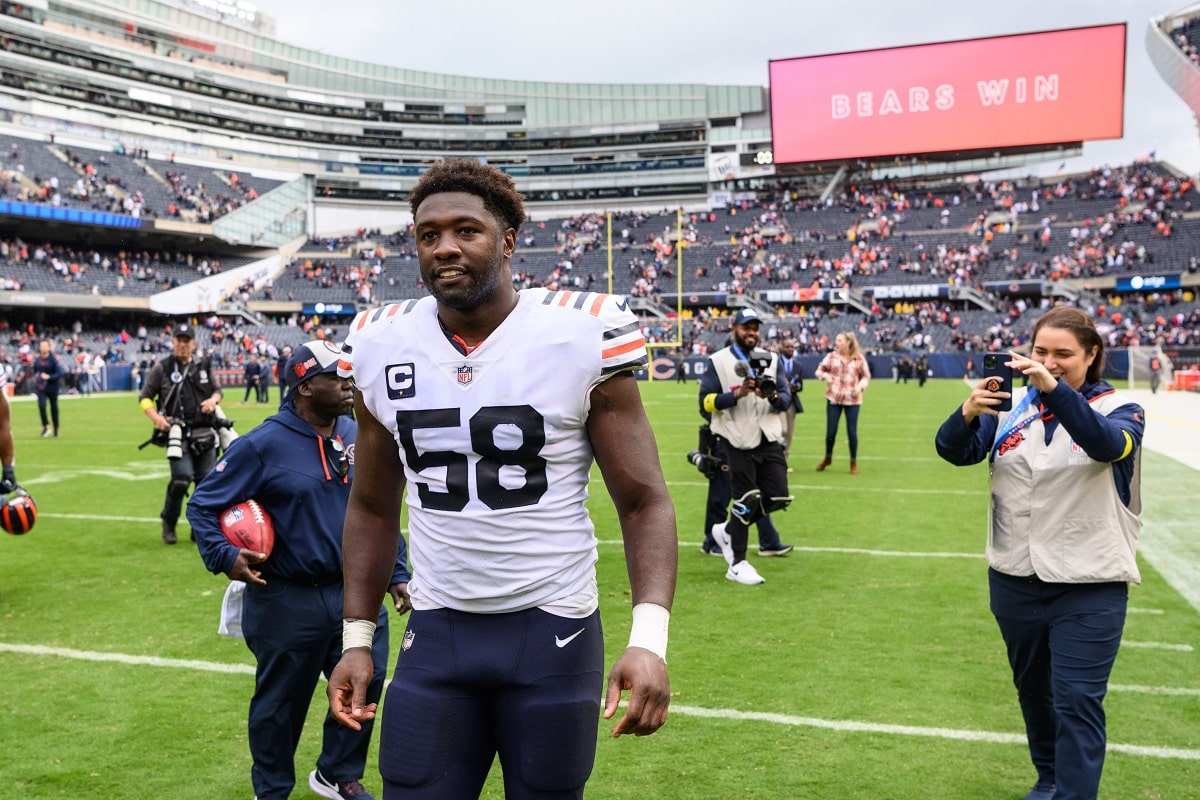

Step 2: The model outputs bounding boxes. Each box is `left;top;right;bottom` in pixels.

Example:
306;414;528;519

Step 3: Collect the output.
138;324;225;544
698;309;795;585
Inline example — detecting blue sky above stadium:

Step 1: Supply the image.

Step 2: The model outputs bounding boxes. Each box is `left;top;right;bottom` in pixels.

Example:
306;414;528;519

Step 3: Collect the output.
255;0;1200;176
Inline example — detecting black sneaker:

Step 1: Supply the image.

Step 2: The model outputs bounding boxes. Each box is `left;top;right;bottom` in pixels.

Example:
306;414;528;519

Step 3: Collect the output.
161;521;177;545
309;769;376;800
758;543;794;557
1023;783;1055;800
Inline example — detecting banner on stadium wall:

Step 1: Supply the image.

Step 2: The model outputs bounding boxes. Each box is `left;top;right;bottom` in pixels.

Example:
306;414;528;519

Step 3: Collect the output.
301;302;358;316
707;153;775;182
763;287;827;303
865;284;950;300
0;199;143;229
1114;274;1181;292
983;280;1044;296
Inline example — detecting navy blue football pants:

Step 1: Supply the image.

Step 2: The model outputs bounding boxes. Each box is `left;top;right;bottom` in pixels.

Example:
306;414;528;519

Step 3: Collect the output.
380;607;603;800
242;580;389;800
989;569;1127;800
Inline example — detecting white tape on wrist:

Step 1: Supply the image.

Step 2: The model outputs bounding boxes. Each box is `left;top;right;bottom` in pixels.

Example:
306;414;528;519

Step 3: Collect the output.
342;618;377;650
627;602;670;662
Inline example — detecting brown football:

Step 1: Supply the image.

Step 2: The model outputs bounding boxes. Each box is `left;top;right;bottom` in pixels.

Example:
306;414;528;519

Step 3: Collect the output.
219;499;275;557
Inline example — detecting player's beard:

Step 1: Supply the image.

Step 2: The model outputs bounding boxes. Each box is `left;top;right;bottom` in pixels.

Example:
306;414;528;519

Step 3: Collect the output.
426;252;509;312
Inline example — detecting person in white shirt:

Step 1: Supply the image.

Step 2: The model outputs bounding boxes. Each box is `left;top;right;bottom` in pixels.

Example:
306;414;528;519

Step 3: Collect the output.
327;159;677;800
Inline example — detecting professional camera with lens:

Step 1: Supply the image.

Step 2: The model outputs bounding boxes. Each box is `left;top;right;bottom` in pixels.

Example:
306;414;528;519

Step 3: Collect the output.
686;449;725;480
165;422;185;460
686;423;728;480
747;350;777;396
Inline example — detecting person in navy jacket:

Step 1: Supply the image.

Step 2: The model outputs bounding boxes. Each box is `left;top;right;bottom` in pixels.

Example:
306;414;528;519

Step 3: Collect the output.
189;339;410;800
32;339;66;437
935;307;1144;800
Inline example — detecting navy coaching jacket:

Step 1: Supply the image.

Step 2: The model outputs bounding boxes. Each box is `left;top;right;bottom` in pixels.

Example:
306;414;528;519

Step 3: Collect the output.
188;400;409;585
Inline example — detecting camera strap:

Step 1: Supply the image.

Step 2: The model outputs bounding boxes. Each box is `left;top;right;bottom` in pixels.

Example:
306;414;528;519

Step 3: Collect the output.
991;387;1040;458
729;343;754;375
162;357;206;421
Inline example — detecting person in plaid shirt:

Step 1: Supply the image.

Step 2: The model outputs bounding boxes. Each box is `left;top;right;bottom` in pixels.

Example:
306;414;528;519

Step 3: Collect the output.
814;332;871;474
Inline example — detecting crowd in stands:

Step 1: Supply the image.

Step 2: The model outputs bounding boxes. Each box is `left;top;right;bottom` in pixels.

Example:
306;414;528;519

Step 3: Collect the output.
3;151;1200;376
0;134;284;223
0;236;237;296
266;161;1200;313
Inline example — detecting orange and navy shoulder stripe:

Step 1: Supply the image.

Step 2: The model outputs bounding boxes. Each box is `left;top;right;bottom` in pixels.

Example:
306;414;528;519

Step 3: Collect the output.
540;291;649;376
539;289;612;317
353;300;420;332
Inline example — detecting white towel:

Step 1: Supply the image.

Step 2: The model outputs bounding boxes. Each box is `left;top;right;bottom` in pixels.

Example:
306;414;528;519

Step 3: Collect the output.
218;580;247;638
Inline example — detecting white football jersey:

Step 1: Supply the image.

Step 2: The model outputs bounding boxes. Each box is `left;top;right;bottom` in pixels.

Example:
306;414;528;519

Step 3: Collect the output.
343;289;648;615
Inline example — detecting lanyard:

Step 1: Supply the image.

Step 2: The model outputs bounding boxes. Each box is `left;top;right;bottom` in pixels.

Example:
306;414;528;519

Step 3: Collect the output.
992;387;1040;456
730;342;755;375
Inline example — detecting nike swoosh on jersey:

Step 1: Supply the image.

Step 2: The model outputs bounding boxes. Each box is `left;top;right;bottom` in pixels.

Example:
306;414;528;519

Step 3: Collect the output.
555;628;586;648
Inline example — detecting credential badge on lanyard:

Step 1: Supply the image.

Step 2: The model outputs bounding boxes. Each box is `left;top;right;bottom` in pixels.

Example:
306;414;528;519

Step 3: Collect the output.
991;387;1040;460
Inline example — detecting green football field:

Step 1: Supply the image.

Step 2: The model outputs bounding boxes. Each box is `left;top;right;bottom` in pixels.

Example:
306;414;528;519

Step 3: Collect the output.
0;381;1196;799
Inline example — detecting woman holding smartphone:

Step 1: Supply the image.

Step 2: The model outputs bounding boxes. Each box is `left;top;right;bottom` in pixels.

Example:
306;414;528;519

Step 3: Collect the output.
934;306;1145;800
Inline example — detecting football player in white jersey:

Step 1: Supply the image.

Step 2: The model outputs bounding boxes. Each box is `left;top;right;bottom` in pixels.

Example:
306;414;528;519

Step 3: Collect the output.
327;159;678;800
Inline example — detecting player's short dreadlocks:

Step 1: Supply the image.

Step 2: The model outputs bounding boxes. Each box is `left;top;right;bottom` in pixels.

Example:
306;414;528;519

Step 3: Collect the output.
410;159;526;234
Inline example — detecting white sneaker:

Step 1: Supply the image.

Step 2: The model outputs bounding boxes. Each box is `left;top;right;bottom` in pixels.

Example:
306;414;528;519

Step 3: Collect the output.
711;522;734;567
726;560;765;585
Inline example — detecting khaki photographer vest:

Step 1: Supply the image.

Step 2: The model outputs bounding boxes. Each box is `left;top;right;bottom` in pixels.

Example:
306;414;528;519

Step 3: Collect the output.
708;348;786;451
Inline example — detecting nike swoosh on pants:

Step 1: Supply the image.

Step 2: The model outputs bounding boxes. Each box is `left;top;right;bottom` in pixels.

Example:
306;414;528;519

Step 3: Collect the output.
555;628;586;648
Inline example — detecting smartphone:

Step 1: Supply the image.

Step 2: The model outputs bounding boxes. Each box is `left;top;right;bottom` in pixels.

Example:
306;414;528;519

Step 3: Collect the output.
983;354;1013;412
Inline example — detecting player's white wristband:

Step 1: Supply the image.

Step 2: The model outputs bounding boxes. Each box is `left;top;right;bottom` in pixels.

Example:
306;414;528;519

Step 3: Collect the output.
627;602;670;662
342;618;377;650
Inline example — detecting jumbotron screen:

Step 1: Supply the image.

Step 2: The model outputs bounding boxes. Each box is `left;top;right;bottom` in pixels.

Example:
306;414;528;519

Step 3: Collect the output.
768;24;1126;165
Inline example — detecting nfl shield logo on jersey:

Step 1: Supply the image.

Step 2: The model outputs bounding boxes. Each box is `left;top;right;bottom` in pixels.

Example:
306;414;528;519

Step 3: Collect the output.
457;365;474;385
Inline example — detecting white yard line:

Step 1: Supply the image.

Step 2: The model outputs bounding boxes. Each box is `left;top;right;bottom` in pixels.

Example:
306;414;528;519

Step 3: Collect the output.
1;643;1195;761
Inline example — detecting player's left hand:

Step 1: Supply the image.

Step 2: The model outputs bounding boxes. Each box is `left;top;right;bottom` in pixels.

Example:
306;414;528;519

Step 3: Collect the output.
603;647;670;737
328;648;378;731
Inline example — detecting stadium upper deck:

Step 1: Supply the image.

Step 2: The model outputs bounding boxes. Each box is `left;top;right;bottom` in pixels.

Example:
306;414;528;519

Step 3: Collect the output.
0;0;770;220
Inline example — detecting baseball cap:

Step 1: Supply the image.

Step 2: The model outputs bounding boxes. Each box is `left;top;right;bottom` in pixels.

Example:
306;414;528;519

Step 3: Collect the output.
284;339;344;389
173;324;194;339
732;308;761;326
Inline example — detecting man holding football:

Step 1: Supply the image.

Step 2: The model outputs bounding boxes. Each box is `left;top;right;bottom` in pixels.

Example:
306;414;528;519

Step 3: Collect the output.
188;340;411;800
327;158;678;800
